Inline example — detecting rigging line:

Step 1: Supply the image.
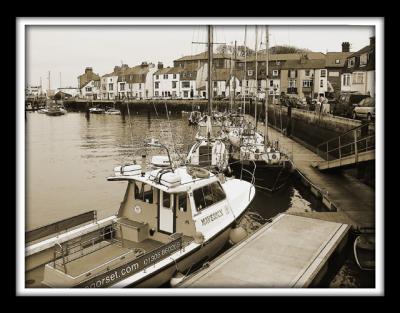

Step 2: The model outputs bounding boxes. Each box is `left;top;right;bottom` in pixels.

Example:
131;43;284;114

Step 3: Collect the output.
126;101;135;156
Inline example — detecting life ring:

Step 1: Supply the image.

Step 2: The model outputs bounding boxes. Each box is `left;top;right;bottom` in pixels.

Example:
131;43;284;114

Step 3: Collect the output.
187;166;210;178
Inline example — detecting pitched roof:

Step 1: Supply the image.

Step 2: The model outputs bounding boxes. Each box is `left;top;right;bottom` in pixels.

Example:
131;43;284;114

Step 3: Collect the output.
244;52;326;62
174;51;243;62
325;52;353;67
154;67;184;75
282;59;326;69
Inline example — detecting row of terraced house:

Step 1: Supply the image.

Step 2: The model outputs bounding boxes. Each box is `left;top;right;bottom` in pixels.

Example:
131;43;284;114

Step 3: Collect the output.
77;37;375;101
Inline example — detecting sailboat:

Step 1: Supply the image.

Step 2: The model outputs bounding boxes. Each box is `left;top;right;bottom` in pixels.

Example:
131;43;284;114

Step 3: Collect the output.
228;25;292;192
186;25;230;173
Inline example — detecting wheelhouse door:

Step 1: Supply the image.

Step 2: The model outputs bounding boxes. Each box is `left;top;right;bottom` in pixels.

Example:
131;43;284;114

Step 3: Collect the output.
159;191;175;234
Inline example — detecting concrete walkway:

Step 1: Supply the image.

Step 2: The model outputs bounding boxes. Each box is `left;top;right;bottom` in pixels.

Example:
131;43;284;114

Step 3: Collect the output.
178;214;350;288
250;116;375;230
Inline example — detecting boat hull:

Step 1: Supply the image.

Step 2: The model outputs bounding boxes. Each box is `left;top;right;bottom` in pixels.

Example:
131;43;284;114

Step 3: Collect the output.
130;227;232;287
230;159;292;192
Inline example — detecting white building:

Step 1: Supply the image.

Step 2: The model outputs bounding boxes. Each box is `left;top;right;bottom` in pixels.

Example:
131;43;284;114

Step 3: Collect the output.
153;64;183;98
80;80;101;100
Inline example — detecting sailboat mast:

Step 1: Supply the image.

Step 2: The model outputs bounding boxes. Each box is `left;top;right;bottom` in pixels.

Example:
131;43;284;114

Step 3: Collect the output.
265;25;269;143
207;25;213;116
233;40;237;111
255;25;258;129
244;26;247;115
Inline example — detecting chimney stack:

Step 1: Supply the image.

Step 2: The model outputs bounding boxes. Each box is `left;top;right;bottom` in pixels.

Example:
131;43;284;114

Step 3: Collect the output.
157;62;163;70
85;67;93;74
369;36;375;46
342;42;350;52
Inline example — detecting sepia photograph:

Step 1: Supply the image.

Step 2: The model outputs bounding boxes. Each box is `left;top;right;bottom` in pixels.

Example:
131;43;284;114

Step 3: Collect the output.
17;17;383;296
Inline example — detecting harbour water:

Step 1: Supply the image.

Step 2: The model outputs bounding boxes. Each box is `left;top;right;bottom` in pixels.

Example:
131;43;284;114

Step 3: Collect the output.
25;111;373;287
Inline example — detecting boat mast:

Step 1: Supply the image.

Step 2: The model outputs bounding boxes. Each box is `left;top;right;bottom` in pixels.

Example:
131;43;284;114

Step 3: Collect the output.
265;25;269;144
207;25;213;116
233;40;237;111
254;25;258;130
243;26;247;115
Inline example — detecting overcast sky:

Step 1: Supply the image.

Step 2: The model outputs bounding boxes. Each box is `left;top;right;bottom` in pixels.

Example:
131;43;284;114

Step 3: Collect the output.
26;25;375;89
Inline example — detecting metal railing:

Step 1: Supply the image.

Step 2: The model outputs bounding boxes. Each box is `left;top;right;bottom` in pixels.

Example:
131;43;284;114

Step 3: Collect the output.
316;122;375;166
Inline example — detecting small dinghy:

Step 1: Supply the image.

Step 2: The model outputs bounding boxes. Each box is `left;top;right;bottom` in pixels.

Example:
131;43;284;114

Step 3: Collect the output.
105;108;121;115
89;107;105;114
354;233;375;271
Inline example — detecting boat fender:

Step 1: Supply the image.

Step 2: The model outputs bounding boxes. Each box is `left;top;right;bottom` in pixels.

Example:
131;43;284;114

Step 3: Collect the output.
170;271;185;287
229;226;247;245
194;231;205;244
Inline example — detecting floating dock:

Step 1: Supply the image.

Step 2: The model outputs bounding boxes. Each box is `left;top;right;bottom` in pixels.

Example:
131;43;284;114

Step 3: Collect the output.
251;116;375;231
178;213;350;288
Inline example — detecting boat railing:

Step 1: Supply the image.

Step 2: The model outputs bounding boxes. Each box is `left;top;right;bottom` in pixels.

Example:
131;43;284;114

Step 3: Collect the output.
52;225;116;274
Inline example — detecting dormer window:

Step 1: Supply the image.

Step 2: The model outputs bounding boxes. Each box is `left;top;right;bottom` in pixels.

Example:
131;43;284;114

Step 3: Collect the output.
348;57;355;68
360;53;368;66
273;70;279;77
247;70;253;76
335;59;340;64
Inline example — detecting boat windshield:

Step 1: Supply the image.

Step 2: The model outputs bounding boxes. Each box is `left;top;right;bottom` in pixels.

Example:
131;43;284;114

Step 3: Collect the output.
192;182;226;212
134;182;154;204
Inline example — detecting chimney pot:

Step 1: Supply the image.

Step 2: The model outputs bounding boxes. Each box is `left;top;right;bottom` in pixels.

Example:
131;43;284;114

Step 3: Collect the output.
369;36;375;46
342;42;350;52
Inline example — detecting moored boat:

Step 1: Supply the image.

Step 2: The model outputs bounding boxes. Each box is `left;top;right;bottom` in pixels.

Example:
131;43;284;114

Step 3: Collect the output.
37;160;254;288
89;107;105;114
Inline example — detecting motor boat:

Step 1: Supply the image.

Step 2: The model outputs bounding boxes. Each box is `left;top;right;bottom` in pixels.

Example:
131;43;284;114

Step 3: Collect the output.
37;159;255;288
89;107;105;114
105;108;121;115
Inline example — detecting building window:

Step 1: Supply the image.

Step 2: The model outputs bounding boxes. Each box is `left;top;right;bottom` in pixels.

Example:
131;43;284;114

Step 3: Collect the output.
129;83;132;89
320;80;324;88
305;70;310;76
269;80;274;87
173;74;177;79
302;80;312;87
213;81;217;88
320;70;326;78
247;70;253;76
172;91;176;96
86;87;92;92
360;53;368;66
156;75;159;79
353;72;364;84
172;81;177;89
183;91;188;97
276;61;280;65
246;80;249;87
120;83;125;91
155;82;159;89
182;73;186;78
288;79;296;88
335;59;340;64
109;83;113;91
348;57;355;68
155;91;159;96
343;74;351;86
182;81;190;88
272;70;279;77
189;73;192;77
289;70;296;78
164;74;168;79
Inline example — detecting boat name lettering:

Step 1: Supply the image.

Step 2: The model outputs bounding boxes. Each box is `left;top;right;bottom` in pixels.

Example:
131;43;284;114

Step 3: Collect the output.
76;237;182;288
201;209;223;226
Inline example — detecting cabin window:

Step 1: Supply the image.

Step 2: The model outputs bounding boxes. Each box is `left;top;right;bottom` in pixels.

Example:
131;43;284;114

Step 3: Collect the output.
193;182;226;212
178;193;187;212
163;192;172;208
134;182;154;203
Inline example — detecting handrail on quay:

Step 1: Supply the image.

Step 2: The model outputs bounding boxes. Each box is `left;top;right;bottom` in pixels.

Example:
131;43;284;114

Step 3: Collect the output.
316;122;375;167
